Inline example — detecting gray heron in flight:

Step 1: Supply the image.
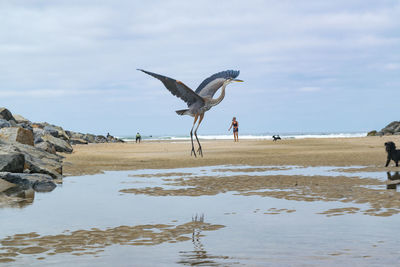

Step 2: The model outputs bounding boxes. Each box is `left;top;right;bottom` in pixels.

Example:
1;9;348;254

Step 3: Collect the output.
138;69;243;157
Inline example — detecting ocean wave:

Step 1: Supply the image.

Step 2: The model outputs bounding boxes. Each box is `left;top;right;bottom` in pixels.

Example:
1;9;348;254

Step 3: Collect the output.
121;132;367;141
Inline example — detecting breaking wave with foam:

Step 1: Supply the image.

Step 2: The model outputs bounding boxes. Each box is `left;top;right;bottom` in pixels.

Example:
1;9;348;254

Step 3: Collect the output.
121;132;367;142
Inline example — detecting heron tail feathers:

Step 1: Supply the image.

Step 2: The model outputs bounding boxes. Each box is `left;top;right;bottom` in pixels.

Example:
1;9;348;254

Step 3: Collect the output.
176;109;189;115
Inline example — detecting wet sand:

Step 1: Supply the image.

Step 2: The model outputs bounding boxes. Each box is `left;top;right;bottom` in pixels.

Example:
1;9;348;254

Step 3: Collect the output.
62;136;400;176
0;221;224;263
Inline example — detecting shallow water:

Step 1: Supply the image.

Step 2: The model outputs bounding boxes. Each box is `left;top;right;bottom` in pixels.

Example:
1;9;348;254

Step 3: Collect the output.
1;165;400;266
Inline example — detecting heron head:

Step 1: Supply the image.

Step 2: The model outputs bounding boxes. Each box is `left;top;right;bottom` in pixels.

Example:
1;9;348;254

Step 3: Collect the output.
225;78;244;84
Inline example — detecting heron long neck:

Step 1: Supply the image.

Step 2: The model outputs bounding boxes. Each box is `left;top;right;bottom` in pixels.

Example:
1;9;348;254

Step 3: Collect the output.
209;83;227;107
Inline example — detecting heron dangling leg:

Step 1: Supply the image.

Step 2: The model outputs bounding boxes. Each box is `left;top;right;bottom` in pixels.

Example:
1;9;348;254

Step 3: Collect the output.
194;113;204;157
190;115;199;157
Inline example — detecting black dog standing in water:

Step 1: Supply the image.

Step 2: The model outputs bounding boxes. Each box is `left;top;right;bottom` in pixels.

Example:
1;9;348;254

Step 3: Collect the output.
384;141;400;167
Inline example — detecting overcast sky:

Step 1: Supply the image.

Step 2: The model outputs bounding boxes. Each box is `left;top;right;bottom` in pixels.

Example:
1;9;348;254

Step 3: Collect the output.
1;0;399;136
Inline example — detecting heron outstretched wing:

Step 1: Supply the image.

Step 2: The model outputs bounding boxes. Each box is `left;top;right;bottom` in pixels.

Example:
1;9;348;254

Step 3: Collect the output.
195;70;240;98
138;69;204;107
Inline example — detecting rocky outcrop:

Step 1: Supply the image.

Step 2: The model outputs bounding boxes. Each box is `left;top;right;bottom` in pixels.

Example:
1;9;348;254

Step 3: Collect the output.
371;121;400;136
0;108;65;195
0;127;34;146
67;130;124;144
0;106;125;196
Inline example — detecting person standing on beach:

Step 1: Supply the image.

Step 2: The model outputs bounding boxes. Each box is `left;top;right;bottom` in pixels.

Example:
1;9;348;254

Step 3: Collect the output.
136;132;141;143
228;117;239;142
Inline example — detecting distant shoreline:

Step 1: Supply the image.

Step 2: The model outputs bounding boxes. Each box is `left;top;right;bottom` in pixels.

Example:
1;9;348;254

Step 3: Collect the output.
121;132;367;142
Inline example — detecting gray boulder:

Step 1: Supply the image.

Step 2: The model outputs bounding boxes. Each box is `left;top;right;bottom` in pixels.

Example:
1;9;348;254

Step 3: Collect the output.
13;114;30;124
0;152;25;173
35;141;57;154
0;172;56;192
41;134;73;153
73;132;85;140
53;127;70;141
83;133;96;143
9;120;17;127
69;138;88;145
33;128;46;144
0;140;63;179
0;127;34;146
33;180;57;192
95;135;107;143
44;125;59;138
0;119;11;129
0;107;16;122
41;123;69;141
381;121;400;134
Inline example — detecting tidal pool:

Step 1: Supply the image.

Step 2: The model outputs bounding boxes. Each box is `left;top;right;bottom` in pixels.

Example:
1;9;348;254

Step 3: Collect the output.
1;165;400;266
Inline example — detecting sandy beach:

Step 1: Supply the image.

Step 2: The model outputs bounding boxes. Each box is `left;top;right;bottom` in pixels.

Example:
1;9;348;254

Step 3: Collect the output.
62;136;400;176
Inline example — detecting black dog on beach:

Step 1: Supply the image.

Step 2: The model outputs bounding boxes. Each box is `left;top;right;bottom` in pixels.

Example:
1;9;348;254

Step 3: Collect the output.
272;135;281;141
384;141;400;167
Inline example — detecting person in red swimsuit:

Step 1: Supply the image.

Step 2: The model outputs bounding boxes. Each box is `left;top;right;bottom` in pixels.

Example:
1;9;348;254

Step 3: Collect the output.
228;117;239;142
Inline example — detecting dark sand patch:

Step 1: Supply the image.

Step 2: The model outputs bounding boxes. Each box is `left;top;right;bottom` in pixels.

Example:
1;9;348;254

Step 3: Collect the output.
317;207;361;217
120;174;400;216
263;208;296;215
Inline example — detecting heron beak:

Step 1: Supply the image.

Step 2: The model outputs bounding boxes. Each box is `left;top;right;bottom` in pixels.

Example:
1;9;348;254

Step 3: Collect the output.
233;79;244;82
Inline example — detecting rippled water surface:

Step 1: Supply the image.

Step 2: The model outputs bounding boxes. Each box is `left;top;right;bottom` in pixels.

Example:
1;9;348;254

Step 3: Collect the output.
1;165;400;266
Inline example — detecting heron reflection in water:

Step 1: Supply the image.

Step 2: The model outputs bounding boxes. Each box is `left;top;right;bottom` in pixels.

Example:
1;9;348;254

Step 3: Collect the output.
177;214;232;266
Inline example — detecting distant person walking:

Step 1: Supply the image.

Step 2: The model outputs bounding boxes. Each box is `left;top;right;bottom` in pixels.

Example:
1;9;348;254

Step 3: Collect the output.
228;117;239;142
136;132;141;143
